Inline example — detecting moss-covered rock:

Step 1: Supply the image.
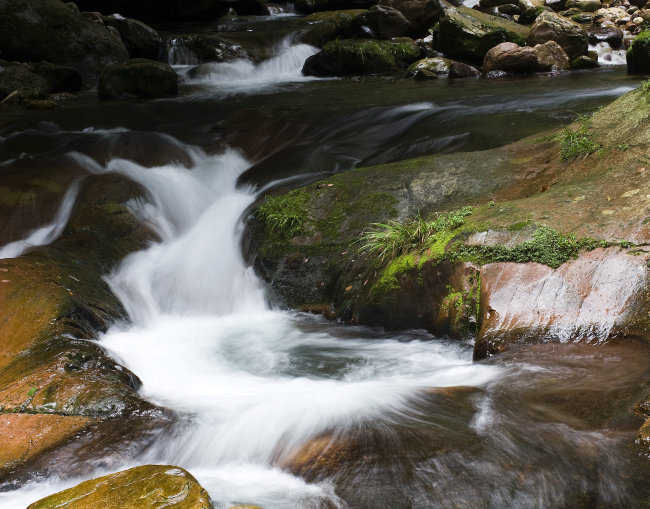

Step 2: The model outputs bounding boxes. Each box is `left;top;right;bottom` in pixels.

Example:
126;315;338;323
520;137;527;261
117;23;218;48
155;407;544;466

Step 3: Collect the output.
248;85;650;357
27;465;213;509
0;0;128;85
302;38;421;76
436;4;530;61
98;59;178;100
299;9;368;47
627;30;650;74
407;56;480;79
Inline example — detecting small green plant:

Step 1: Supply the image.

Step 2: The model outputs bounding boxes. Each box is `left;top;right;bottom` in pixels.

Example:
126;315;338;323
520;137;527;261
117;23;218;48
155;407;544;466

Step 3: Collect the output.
256;191;309;239
357;207;472;262
27;386;38;397
642;79;650;96
559;115;600;160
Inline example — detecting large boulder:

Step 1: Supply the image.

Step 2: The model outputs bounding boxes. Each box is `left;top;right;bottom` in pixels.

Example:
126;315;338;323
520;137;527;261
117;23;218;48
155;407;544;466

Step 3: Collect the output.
353;4;413;38
627;30;650;74
302;38;421;76
436;5;530;61
0;0;128;85
527;11;588;59
103;14;163;60
407;56;480;78
483;40;569;72
98;59;178;99
27;465;213;508
0;60;82;103
299;10;368;47
379;0;443;36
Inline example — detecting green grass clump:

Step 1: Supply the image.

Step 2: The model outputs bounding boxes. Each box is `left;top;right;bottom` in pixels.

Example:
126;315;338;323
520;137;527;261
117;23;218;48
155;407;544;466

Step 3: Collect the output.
450;226;605;269
558;115;600;161
256;190;309;239
357;206;472;262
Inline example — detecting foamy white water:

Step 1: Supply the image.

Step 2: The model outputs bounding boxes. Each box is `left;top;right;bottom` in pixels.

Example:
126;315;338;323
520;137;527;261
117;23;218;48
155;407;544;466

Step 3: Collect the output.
183;37;321;94
0;180;81;259
589;42;626;66
0;140;501;508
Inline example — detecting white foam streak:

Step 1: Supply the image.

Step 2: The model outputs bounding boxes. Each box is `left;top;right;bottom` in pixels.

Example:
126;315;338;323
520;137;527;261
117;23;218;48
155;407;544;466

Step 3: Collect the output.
0;180;81;259
185;38;320;93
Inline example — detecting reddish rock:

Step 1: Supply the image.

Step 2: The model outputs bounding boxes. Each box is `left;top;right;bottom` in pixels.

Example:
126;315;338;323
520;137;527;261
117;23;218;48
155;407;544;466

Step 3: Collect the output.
475;248;650;358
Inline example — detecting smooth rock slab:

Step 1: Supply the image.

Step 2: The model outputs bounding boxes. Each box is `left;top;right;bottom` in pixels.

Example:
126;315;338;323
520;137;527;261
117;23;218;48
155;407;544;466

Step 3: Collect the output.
475;248;650;358
28;465;213;509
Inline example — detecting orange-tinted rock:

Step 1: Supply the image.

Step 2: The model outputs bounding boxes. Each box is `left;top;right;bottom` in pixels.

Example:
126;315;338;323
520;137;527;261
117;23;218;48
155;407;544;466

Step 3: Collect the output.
475;248;650;359
0;414;93;474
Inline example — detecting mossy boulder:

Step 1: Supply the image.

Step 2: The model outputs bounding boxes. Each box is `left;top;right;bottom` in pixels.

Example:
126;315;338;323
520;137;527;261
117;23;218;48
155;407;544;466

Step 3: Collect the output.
98;59;178;100
436;4;530;61
527;10;588;59
0;60;83;104
627;30;650;74
0;0;128;85
248;86;650;357
302;38;421;76
299;10;368;47
353;5;414;38
27;465;212;509
103;14;163;60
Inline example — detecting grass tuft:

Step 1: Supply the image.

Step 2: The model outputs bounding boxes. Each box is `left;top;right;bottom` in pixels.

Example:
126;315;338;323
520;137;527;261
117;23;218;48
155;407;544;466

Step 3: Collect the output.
558;115;600;161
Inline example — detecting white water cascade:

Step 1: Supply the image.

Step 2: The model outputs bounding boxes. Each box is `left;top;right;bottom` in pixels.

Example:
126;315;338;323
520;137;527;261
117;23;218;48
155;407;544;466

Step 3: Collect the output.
0;141;502;508
589;42;627;66
184;37;320;94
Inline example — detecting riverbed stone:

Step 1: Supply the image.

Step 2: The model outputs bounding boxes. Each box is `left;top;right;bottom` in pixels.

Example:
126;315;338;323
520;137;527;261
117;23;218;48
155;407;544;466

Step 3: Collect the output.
169;34;250;64
98;59;178;100
436;4;530;61
302;38;420;75
528;11;588;58
380;0;443;36
27;465;213;509
0;0;129;85
353;4;414;38
483;41;569;73
103;14;163;60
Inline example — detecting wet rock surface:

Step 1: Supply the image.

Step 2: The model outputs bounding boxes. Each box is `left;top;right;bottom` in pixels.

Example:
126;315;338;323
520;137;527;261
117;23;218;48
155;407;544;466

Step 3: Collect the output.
98;59;178;99
27;465;213;508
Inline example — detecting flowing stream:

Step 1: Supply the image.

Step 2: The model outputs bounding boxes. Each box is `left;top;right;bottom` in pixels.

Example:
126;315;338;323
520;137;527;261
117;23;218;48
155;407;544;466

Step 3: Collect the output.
0;15;649;509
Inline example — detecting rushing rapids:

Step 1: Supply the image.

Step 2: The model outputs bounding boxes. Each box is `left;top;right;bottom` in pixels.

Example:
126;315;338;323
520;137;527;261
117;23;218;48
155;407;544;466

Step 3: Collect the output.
0;9;649;509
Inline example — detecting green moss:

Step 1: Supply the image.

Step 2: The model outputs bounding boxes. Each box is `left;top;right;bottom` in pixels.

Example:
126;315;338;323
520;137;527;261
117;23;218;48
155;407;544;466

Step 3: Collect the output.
256;190;310;239
449;225;606;268
320;38;420;73
627;31;650;74
558;115;600;160
372;253;417;294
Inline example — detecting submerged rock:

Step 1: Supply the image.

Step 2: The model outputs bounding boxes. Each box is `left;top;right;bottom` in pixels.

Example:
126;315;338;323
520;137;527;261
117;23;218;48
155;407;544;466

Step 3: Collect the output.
98;59;178;100
27;465;213;508
527;10;588;59
0;0;128;85
436;4;530;61
407;56;480;78
302;38;421;75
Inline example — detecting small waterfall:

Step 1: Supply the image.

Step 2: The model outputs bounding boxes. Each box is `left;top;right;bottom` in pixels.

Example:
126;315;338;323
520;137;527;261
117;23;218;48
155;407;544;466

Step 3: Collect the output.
167;38;200;66
589;42;627;66
0;180;81;259
185;37;319;93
